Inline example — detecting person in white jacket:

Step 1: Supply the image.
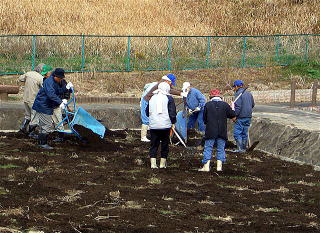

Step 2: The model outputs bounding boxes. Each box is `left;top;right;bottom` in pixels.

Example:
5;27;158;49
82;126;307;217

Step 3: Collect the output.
146;82;177;169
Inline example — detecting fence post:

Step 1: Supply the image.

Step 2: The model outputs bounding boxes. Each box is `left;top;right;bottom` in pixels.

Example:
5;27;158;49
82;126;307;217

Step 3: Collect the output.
311;80;318;106
304;37;309;63
126;36;131;71
290;79;296;108
167;37;172;70
275;36;280;65
241;37;247;68
81;35;85;71
205;36;211;68
31;35;37;70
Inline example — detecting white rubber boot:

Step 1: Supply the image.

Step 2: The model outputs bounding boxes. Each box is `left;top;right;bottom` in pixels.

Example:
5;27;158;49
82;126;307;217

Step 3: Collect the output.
216;160;222;172
198;161;210;172
150;158;158;169
141;124;150;142
159;158;167;168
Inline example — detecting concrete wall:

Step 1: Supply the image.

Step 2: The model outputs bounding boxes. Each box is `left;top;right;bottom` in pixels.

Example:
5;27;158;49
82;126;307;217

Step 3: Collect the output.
239;118;320;167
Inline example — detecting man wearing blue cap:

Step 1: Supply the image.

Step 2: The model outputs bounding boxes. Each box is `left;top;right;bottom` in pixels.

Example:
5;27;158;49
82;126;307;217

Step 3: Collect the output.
232;80;255;153
140;74;182;142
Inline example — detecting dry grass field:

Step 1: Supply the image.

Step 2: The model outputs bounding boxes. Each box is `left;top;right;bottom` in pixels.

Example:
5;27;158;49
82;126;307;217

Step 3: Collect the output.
0;0;319;36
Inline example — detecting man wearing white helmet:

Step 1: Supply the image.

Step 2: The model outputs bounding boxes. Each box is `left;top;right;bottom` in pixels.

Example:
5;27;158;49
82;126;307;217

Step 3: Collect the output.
181;82;206;134
140;74;182;142
145;82;177;169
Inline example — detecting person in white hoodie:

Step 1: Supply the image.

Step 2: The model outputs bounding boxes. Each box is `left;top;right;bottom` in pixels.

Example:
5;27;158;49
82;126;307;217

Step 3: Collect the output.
146;82;177;169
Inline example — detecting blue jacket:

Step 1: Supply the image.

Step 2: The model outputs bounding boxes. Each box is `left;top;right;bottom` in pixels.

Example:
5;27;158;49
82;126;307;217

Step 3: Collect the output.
186;88;206;110
32;76;63;115
234;88;255;118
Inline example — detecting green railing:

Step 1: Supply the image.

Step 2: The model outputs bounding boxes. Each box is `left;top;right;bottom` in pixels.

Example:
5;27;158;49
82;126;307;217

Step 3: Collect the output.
0;34;319;75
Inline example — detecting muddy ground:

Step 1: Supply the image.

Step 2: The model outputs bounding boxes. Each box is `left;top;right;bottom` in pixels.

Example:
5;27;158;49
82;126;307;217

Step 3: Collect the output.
0;130;319;233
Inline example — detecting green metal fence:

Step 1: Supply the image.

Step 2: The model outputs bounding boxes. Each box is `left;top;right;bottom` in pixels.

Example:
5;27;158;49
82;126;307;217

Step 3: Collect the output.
0;34;319;75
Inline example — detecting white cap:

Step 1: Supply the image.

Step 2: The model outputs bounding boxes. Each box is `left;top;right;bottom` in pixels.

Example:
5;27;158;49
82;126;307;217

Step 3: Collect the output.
161;75;171;82
182;82;191;91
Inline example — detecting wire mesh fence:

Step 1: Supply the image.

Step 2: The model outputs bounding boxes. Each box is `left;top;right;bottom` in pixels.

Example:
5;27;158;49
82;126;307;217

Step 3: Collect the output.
0;34;319;75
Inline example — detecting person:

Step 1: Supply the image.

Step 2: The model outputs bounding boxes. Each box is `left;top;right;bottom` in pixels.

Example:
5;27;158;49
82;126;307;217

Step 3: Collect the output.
231;80;255;153
140;81;158;142
140;74;181;142
181;82;206;134
18;64;52;135
32;68;72;149
199;89;236;172
146;82;177;169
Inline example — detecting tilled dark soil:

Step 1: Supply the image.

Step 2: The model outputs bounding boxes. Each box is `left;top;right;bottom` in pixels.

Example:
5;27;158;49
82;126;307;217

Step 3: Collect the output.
0;131;319;233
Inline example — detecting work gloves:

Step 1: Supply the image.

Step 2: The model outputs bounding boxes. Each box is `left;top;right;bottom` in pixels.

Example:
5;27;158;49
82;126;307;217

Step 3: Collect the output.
59;99;68;110
194;107;201;112
66;82;74;90
180;91;188;98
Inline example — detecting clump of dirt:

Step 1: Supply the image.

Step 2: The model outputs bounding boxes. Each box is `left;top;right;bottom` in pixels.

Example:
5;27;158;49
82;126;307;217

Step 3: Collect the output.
0;130;319;233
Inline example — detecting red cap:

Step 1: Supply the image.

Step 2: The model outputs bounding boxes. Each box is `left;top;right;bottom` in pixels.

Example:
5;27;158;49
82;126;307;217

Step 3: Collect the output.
209;89;221;97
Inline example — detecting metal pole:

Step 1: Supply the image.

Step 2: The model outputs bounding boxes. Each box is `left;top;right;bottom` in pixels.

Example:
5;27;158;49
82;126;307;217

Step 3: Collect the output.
205;36;211;68
241;37;247;68
31;35;36;70
304;38;309;63
290;79;296;108
311;81;318;106
167;37;172;70
126;36;131;71
81;35;85;71
275;36;280;65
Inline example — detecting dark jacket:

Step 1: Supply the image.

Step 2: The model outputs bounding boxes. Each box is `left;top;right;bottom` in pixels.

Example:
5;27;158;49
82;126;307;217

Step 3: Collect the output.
32;76;63;115
234;88;255;118
203;98;236;140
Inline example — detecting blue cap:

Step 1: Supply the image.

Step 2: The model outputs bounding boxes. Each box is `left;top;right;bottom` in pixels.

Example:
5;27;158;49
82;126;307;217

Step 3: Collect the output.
233;80;244;87
167;74;176;86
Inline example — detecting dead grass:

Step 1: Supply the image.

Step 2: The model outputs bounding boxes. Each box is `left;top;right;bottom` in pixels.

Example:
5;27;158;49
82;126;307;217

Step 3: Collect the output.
0;0;319;35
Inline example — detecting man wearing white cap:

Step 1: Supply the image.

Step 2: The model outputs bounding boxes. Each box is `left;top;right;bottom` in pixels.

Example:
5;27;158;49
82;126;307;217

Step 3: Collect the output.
140;74;181;142
181;82;206;134
146;82;177;169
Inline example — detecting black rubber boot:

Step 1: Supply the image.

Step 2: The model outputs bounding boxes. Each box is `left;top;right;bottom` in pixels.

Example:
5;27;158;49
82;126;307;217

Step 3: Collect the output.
28;125;38;139
38;133;53;150
20;119;30;134
53;132;64;143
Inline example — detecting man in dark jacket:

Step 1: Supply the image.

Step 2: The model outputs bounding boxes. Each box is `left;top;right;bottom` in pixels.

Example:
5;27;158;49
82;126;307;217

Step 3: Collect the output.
231;80;255;153
199;89;236;172
32;68;69;149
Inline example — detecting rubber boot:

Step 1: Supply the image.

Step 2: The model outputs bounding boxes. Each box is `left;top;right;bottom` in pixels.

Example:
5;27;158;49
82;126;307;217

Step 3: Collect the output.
198;161;210;172
53;132;64;143
216;160;223;172
28;125;38;139
38;133;53;150
159;158;167;168
150;158;158;169
242;139;248;152
20;118;30;134
233;139;244;153
141;124;150;142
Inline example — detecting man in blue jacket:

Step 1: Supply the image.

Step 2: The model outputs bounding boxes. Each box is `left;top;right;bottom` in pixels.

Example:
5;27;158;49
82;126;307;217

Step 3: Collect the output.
32;68;71;149
182;82;206;133
232;80;255;153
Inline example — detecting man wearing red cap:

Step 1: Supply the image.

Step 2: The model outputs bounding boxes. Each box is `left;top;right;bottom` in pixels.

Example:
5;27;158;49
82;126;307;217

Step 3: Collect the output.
199;89;236;172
